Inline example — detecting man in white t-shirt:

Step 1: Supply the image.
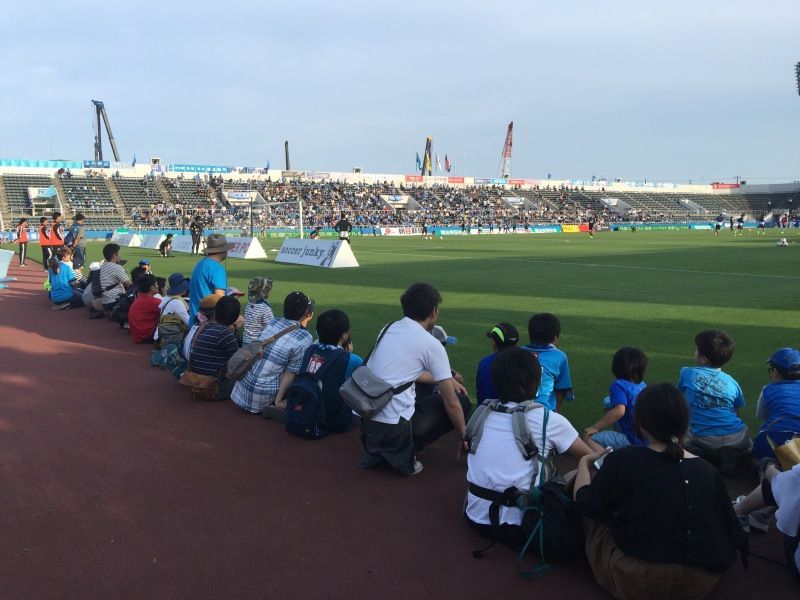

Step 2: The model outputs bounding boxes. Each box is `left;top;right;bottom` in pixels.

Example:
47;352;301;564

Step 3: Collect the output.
464;347;591;546
360;282;470;475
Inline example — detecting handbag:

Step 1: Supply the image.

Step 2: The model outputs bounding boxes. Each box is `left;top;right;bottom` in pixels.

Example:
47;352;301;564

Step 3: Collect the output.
765;417;800;470
339;322;413;419
226;324;299;381
179;323;221;400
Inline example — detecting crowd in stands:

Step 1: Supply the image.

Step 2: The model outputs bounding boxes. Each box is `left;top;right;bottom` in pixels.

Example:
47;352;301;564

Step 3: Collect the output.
31;230;800;598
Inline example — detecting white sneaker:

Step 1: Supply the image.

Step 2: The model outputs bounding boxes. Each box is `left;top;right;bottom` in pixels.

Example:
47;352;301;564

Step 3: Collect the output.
410;459;424;476
748;508;772;533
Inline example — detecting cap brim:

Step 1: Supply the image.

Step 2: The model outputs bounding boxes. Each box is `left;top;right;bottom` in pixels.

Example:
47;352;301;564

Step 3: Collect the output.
204;243;236;254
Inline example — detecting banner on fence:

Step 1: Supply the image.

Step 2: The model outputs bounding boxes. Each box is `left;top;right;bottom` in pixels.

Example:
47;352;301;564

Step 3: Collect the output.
275;239;359;268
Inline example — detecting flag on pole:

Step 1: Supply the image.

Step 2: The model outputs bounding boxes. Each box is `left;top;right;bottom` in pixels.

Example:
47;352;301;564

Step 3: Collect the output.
132;154;136;167
415;152;422;171
436;153;442;173
444;154;451;173
265;160;270;173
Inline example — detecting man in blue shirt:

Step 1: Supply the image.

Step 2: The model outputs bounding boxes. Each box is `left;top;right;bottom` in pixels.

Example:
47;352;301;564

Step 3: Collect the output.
753;347;800;460
475;322;519;404
188;234;235;325
678;329;751;477
522;313;573;412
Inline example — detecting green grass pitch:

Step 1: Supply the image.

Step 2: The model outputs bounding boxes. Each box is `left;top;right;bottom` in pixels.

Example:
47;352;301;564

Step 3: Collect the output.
73;228;799;432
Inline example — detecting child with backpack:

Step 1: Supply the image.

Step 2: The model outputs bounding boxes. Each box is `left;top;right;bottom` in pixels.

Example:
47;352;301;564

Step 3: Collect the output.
243;276;274;344
275;309;362;438
583;347;648;450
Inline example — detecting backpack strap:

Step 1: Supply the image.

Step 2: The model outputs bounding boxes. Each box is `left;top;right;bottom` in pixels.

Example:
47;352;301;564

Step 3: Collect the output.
464;399;500;455
517;407;551;579
257;323;300;355
186;322;211;372
363;321;396;365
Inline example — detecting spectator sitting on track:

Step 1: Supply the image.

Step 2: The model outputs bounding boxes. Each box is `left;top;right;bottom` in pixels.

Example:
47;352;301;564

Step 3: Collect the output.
752;347;800;462
130;259;151;283
155;273;191;349
359;282;471;476
583;347;649;451
48;253;83;311
96;243;131;317
82;262;102;309
183;294;219;358
128;274;162;344
523;313;574;412
243;276;275;344
186;295;243;401
232;291;314;415
188;234;234;326
574;383;748;600
733;461;800;583
159;234;174;258
270;308;364;434
465;347;592;549
475;322;520;404
678;329;752;477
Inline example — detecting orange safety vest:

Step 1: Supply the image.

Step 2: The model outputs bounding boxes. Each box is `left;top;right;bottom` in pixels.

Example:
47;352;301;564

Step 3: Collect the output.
51;222;64;244
16;225;29;243
39;225;52;246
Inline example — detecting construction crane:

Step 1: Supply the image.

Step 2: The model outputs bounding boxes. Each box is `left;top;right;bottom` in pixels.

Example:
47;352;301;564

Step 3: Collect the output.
498;122;513;179
92;100;121;162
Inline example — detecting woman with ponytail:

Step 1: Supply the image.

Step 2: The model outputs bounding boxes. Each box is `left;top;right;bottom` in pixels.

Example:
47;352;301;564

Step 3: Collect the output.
48;249;83;310
573;383;747;600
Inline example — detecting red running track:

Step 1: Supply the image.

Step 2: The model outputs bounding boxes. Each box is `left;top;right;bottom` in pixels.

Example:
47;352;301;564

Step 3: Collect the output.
0;262;795;599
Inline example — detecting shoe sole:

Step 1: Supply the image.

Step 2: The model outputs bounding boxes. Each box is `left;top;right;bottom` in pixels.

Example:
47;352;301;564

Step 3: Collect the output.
261;405;286;423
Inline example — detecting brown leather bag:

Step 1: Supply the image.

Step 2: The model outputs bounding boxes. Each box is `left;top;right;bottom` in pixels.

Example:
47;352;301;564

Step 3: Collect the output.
179;322;221;400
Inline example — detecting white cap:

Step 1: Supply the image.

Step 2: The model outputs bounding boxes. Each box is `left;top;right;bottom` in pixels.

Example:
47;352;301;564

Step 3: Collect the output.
89;262;101;271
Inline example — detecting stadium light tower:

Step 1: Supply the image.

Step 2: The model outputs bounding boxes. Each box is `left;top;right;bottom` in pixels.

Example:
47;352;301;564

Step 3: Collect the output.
796;62;800;96
91;100;121;162
499;122;513;179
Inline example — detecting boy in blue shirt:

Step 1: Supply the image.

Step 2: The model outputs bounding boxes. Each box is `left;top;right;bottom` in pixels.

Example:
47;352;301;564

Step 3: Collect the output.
678;329;752;477
522;313;573;412
753;347;800;460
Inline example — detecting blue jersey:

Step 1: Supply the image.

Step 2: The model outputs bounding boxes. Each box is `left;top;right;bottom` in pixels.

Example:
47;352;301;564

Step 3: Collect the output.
757;380;800;434
476;353;499;404
523;344;573;411
678;366;745;437
608;379;647;446
188;257;227;325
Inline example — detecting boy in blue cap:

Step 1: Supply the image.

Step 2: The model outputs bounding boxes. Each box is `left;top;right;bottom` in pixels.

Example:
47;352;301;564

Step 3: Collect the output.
753;347;800;461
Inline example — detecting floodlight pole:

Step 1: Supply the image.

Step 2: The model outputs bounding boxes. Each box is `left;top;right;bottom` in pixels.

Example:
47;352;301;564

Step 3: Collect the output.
299;196;304;239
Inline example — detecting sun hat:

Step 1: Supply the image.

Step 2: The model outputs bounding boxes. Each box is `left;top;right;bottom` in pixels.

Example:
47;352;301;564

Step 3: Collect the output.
166;273;190;296
203;234;236;255
486;322;520;348
766;348;800;376
432;325;457;346
248;276;274;300
226;287;245;297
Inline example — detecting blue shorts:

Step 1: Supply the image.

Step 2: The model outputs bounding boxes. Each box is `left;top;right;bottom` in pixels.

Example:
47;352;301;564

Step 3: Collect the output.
592;431;631;450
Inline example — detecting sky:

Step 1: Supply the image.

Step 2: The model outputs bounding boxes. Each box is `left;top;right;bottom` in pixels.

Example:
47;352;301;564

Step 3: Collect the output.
0;0;798;182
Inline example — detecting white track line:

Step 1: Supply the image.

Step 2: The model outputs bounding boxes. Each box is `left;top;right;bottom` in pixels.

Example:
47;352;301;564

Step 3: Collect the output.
355;250;800;280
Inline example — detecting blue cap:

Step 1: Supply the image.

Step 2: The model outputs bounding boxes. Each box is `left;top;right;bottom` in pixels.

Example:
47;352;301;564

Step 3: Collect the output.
766;348;800;375
139;259;150;265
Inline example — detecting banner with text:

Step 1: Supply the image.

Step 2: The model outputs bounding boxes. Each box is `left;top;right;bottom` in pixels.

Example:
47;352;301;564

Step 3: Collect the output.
275;239;359;268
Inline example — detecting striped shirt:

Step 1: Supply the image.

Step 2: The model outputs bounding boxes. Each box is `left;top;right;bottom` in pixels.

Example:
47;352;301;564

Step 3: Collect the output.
231;317;312;413
242;299;274;344
99;262;130;306
188;323;240;377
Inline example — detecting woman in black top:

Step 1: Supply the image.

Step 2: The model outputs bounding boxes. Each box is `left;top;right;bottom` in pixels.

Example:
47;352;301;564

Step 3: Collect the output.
573;383;746;600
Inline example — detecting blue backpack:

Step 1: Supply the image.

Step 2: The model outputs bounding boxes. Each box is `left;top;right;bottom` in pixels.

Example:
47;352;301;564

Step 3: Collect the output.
64;224;79;248
285;347;346;440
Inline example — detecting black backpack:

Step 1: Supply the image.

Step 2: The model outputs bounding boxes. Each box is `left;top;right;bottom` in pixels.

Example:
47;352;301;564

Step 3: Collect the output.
110;289;137;328
284;347;346;440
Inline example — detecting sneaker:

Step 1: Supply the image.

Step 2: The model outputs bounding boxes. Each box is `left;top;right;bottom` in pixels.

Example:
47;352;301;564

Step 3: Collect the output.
51;302;70;311
88;309;104;320
261;404;286;423
409;459;424;476
19;263;27;267
737;514;751;534
718;447;737;478
748;508;772;533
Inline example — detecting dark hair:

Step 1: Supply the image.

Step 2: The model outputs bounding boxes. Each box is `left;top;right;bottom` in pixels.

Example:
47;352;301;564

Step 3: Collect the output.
17;218;27;226
56;246;72;261
155;276;166;296
400;282;442;321
136;273;156;294
74;213;85;222
694;330;734;367
103;243;121;261
53;211;62;220
634;383;689;461
611;347;648;383
491;347;542;404
528;313;561;345
39;217;47;224
130;266;146;283
47;256;60;274
215;296;241;326
316;309;351;345
166;233;174;239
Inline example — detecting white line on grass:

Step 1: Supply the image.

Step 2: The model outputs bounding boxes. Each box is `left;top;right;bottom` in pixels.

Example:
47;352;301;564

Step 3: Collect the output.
355;249;800;280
